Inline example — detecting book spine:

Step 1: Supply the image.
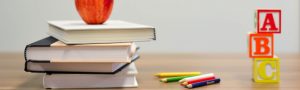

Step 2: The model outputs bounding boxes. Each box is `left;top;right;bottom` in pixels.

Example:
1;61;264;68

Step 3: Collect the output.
24;36;58;72
24;45;30;72
153;28;157;40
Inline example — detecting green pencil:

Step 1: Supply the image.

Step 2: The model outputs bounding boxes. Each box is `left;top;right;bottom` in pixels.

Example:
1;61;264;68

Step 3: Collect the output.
160;76;194;83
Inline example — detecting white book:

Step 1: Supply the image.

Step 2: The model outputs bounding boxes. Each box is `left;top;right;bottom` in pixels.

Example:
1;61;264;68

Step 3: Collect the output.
25;37;138;63
43;63;138;89
48;20;156;44
25;53;139;73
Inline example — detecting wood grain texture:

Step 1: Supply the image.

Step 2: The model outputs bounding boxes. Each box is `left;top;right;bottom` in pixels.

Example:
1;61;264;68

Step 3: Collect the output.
0;53;300;90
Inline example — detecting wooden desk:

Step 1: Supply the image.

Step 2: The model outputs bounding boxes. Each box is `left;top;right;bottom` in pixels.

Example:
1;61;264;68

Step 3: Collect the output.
1;53;300;90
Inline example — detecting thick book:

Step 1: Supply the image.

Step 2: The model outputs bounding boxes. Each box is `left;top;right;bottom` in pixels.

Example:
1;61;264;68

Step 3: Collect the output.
25;37;137;63
25;54;139;74
47;20;156;44
43;63;138;89
24;37;140;74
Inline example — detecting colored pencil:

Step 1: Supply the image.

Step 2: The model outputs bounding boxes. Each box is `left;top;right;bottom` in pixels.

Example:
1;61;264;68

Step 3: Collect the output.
155;72;201;77
185;78;221;89
179;73;214;83
160;76;195;83
181;75;215;85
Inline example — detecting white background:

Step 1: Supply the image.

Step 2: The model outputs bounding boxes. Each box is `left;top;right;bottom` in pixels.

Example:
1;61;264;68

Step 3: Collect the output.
0;0;298;53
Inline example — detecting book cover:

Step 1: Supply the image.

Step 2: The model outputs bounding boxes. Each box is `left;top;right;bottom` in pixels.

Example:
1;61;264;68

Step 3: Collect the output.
47;20;156;44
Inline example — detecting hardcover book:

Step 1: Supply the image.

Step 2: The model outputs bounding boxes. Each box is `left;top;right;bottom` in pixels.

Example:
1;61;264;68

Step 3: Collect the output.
43;63;138;89
48;20;156;44
25;37;137;63
24;37;140;74
25;54;139;74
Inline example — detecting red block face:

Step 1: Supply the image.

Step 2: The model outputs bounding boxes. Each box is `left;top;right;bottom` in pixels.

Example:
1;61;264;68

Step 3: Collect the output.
257;10;281;34
249;33;274;58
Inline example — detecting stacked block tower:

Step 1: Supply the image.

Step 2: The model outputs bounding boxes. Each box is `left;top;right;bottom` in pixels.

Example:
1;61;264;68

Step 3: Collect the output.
248;9;281;83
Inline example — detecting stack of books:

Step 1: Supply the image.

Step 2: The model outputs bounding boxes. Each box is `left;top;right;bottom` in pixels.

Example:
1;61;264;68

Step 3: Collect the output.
24;20;156;89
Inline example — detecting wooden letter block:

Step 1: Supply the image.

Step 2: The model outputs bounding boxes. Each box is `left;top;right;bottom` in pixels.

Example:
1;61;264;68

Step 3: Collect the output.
249;33;274;58
257;9;281;33
253;57;280;83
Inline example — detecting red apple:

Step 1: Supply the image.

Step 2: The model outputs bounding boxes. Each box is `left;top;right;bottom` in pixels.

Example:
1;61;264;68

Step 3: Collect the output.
75;0;114;24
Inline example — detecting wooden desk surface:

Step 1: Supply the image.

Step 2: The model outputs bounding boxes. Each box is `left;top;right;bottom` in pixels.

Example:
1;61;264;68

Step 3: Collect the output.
1;53;300;90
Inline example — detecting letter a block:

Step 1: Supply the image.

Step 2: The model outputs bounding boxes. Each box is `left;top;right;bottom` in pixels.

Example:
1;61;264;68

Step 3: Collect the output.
253;57;280;83
249;33;274;58
257;9;281;33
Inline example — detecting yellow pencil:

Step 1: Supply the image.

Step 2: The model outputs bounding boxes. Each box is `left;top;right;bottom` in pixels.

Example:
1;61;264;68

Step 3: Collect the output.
155;72;201;77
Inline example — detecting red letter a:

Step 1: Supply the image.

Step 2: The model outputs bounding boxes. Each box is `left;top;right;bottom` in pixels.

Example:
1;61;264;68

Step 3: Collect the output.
260;13;278;31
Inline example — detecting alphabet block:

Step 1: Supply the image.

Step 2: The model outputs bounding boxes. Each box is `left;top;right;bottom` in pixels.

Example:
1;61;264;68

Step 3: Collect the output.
249;32;274;58
253;57;280;83
257;9;281;33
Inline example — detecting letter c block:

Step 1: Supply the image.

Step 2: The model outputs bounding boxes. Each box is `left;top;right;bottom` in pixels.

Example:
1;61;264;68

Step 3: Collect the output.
253;57;280;83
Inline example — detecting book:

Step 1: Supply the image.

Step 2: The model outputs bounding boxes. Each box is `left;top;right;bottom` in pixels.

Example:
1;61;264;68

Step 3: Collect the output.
47;20;156;44
25;53;139;74
43;63;138;89
25;37;137;63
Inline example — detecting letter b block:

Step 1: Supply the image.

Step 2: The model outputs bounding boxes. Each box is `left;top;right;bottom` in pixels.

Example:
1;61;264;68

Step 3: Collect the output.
253;57;280;83
249;33;274;58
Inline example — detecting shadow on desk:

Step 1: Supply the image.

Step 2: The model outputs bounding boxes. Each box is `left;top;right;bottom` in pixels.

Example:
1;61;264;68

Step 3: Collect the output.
16;74;44;90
